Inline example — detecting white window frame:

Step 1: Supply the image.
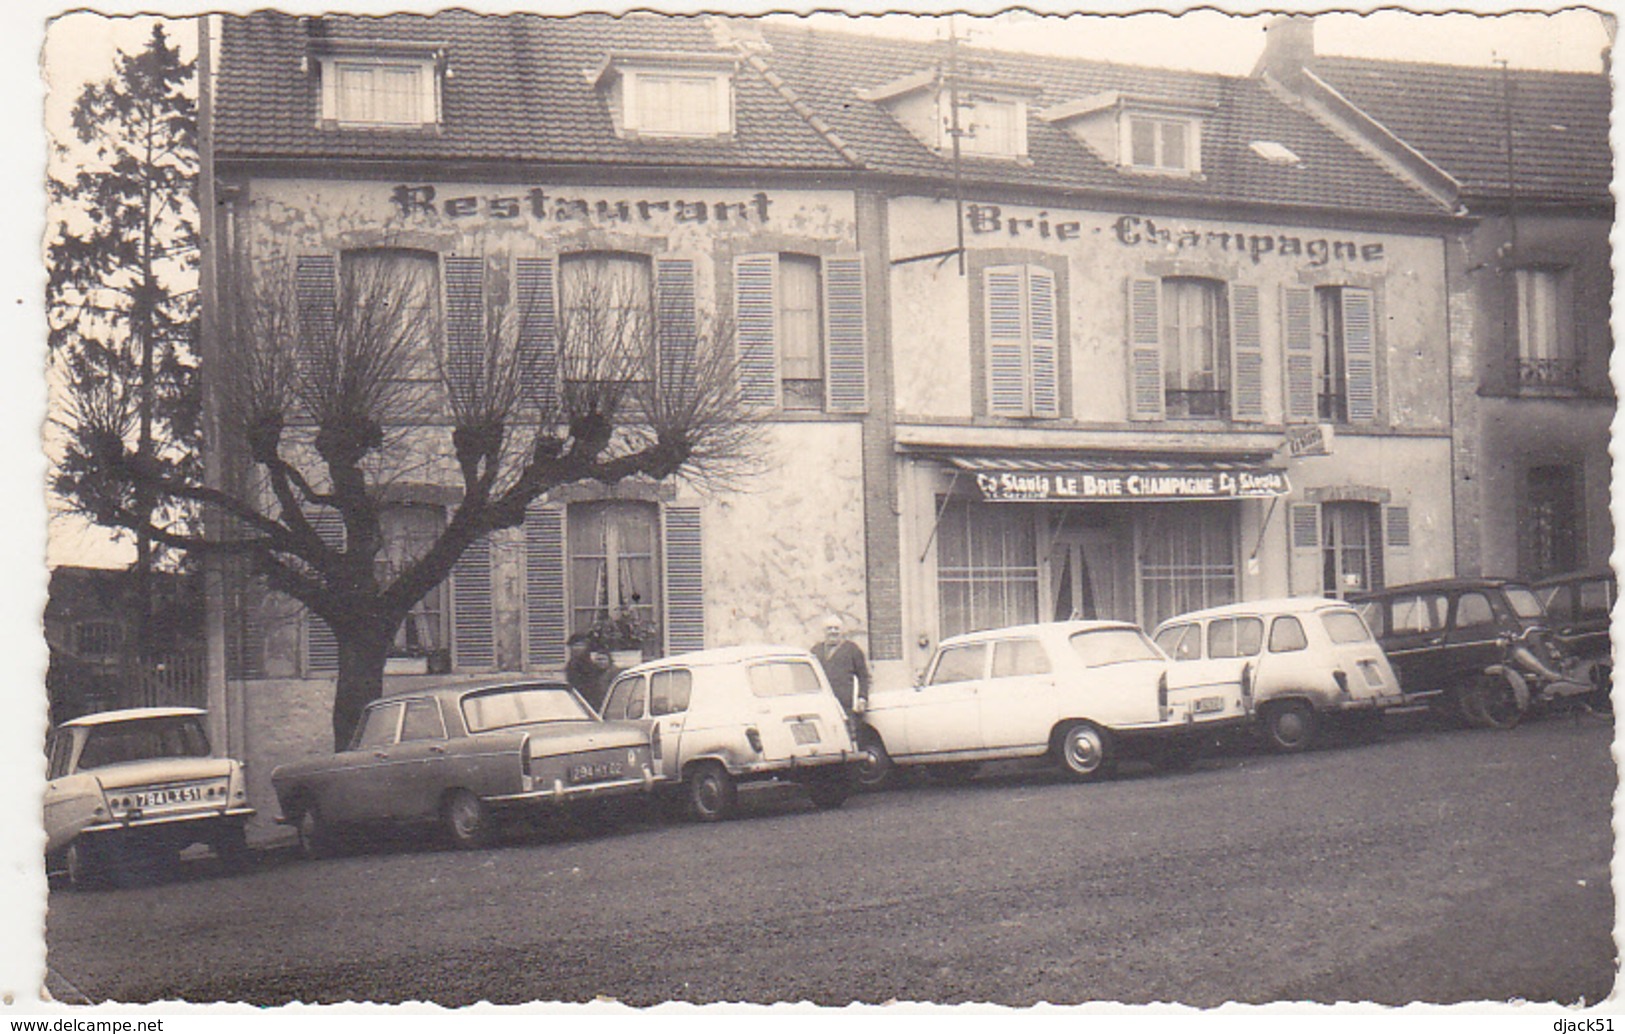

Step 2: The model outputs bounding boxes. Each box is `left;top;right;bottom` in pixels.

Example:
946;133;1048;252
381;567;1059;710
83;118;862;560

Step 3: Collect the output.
938;92;1028;159
1121;112;1201;175
623;68;733;138
318;54;440;128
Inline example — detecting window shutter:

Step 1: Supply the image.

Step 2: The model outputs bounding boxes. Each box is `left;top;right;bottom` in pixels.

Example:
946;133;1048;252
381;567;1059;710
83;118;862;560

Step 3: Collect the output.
663;505;705;655
1281;286;1316;423
1288;502;1322;597
1385;505;1411;550
1230;283;1264;422
1290;503;1321;550
822;255;868;412
524;503;567;669
1028;267;1059;418
515;257;558;410
451;534;495;670
444;256;484;404
985;266;1028;415
303;509;345;675
296;255;338;381
1126;277;1164;420
656;257;698;401
1342;287;1377;424
734;254;780;407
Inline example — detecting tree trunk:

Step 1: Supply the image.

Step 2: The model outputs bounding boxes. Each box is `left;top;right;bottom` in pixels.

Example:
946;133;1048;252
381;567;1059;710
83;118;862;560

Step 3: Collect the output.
331;622;393;752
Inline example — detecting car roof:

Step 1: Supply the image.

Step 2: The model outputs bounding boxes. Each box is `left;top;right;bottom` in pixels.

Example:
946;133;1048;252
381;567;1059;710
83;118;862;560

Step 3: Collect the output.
380;677;571;702
1532;568;1616;587
621;643;817;674
1349;577;1531;599
1153;597;1358;628
939;620;1140;647
61;706;207;728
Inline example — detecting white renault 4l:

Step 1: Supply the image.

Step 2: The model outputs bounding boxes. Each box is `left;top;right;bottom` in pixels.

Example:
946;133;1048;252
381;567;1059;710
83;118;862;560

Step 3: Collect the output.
854;620;1250;787
1153;597;1405;752
601;645;859;822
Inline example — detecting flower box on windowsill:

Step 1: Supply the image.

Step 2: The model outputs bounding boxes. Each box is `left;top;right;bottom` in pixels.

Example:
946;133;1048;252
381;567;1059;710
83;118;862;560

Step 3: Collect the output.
385;656;430;675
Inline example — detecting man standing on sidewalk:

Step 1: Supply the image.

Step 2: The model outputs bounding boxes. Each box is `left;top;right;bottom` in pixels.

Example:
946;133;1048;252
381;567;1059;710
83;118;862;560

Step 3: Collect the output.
811;614;871;720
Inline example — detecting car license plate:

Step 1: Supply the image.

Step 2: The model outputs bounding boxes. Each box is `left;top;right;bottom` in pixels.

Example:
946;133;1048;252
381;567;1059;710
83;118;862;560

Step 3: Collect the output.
790;722;821;745
1192;696;1226;714
568;761;624;784
131;785;204;808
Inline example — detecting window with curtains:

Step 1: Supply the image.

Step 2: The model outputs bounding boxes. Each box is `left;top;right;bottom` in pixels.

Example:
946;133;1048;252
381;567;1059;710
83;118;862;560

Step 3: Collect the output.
733;252;867;413
1125;114;1199;174
778;254;824;409
982;264;1059;417
568;502;662;647
1515;268;1578;389
1283;284;1376;425
377;506;447;661
1320;501;1383;598
319;55;439;128
1161;278;1229;418
1139;505;1237;630
936;499;1039;638
1315;287;1349;423
559;251;654;394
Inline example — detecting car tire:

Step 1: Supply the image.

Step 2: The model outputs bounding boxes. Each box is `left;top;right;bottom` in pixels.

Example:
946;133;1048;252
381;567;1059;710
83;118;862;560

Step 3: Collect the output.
806;770;853;810
686;761;737;822
296;802;337;861
1264;700;1318;753
1054;721;1112;781
854;730;896;792
442;789;494;849
1465;674;1523;730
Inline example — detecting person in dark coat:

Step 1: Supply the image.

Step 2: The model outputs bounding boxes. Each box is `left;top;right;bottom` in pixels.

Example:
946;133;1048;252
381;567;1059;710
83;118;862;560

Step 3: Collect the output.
811;614;871;717
565;632;604;710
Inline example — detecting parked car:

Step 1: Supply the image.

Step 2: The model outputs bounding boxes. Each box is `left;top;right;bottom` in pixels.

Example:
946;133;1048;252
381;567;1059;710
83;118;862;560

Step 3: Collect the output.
1153;597;1405;752
271;679;659;855
1350;578;1593;729
1534;569;1615;706
45;707;254;888
854;620;1251;787
600;645;860;822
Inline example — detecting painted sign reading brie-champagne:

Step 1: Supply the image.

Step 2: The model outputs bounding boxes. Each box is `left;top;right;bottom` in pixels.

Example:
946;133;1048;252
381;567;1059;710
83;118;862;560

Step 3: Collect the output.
972;465;1291;503
963;205;1387;267
390;184;775;226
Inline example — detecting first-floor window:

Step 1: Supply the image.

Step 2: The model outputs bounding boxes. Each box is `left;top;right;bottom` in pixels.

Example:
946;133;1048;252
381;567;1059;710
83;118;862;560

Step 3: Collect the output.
559;251;655;393
379;506;447;660
1315;287;1349;422
569;501;662;643
1140;505;1236;629
1162;278;1229;418
1321;502;1384;598
1515;268;1576;389
778;254;824;410
936;499;1039;638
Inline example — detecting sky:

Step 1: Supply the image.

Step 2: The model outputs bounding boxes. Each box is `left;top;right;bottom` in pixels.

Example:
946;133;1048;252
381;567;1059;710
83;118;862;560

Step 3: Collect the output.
23;1;1622;572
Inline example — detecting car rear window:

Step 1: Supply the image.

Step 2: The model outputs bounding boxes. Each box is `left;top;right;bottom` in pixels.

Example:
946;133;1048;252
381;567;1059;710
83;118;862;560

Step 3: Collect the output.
76;715;211;770
1268;616;1309;653
462;687;593;732
991;638;1051;677
748;660;823;698
1504;586;1545;620
1069;628;1161;668
1321;610;1373;644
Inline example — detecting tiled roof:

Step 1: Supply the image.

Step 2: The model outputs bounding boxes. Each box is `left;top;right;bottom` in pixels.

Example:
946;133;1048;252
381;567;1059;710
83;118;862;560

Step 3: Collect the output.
215;12;1448;218
214;11;854;171
1312;56;1612;205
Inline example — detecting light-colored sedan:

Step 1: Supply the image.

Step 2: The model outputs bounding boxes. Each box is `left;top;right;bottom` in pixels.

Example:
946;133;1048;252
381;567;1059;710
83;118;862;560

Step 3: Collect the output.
855;620;1250;786
1153;597;1405;751
271;680;659;855
45;707;254;888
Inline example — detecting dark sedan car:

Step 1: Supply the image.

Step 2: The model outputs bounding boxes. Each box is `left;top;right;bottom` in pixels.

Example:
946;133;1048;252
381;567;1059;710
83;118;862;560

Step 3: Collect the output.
271;680;661;856
1535;569;1615;704
1351;578;1593;729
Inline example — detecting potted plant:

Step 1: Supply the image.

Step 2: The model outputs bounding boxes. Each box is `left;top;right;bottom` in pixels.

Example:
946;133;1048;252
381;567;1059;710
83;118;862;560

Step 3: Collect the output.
585;608;661;667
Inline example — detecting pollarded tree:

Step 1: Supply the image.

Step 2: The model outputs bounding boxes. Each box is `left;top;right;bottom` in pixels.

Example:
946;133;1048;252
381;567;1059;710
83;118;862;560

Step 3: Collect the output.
55;248;760;749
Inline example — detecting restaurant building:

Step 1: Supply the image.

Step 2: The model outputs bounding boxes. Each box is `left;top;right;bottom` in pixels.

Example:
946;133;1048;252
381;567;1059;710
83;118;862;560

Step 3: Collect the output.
203;12;1468;831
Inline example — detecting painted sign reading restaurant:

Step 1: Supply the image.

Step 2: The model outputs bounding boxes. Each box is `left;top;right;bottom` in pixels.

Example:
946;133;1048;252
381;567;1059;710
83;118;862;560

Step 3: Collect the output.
972;466;1291;503
390;184;775;226
963;205;1386;267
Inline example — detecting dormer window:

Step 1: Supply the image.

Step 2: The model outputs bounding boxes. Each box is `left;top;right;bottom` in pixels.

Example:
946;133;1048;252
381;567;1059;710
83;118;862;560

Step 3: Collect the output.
1127;114;1196;173
862;69;1038;162
314;44;443;129
942;92;1027;159
592;52;737;139
1039;92;1210;178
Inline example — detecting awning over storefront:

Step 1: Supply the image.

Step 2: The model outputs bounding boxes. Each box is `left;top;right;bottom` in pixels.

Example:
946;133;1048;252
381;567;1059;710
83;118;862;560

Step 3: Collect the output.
945;454;1291;503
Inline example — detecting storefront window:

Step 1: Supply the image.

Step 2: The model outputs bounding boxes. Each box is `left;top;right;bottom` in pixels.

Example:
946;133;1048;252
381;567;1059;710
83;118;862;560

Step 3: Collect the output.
936;499;1038;638
1139;505;1236;629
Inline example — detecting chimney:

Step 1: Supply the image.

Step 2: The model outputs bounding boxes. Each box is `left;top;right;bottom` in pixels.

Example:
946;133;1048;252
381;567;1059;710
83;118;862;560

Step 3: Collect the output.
1254;15;1315;87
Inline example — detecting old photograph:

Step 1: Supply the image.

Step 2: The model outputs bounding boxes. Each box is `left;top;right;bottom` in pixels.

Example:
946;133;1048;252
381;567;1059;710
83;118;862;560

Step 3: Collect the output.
18;0;1618;1017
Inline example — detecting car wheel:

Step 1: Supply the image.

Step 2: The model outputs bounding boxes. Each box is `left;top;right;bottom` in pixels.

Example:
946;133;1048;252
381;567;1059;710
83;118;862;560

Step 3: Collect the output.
1054;721;1112;781
1465;674;1523;730
685;761;737;823
296;802;337;861
442;789;494;849
806;770;853;810
65;840;105;891
854;730;896;791
1264;700;1318;753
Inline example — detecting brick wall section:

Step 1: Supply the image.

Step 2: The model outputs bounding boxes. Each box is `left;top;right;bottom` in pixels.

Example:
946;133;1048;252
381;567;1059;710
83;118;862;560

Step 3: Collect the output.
856;189;902;661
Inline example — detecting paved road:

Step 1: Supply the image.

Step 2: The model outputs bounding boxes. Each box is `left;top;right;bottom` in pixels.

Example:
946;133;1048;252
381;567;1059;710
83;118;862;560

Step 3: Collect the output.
43;709;1617;1006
